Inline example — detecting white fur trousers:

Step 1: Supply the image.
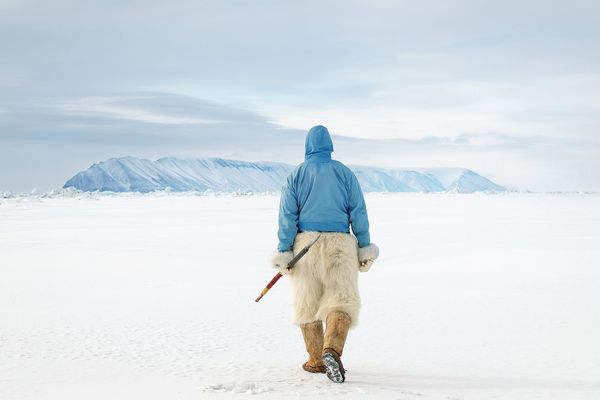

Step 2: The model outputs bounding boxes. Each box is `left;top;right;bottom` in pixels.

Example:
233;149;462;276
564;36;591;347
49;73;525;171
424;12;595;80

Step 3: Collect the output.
290;232;361;327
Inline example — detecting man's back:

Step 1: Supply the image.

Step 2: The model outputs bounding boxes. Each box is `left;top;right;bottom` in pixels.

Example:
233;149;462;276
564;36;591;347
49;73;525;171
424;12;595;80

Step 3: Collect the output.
277;126;370;252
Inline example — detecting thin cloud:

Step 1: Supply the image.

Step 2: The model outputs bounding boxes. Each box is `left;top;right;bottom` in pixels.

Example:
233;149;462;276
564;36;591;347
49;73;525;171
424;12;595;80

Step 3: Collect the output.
60;97;225;125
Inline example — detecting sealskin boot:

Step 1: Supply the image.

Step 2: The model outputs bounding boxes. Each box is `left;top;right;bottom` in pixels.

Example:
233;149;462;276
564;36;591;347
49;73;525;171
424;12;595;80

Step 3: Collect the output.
300;321;325;373
322;310;351;383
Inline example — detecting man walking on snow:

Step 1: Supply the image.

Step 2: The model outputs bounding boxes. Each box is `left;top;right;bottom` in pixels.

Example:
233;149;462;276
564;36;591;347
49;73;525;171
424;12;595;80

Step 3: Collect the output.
271;125;379;383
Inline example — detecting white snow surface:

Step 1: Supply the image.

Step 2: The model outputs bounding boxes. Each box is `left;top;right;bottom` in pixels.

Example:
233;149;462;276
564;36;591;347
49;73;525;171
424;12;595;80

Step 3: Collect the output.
1;193;599;399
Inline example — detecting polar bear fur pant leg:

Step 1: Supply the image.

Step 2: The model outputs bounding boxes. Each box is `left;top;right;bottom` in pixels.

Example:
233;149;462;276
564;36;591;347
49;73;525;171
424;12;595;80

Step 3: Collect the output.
290;232;361;327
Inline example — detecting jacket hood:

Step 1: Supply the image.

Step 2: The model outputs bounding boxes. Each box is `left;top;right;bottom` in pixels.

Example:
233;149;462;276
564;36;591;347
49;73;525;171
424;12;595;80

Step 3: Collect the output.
305;125;334;161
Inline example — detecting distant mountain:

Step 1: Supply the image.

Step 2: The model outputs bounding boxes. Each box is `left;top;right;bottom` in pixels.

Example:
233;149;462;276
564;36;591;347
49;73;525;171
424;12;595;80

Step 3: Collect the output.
420;168;507;193
63;157;292;193
352;166;444;192
64;157;507;193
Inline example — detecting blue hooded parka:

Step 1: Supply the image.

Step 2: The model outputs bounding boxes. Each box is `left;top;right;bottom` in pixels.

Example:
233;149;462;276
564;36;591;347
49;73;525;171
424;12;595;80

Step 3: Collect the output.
277;125;371;252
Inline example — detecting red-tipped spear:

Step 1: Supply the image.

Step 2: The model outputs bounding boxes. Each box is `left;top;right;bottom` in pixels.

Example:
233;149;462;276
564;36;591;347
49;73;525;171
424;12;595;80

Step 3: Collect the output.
255;234;321;302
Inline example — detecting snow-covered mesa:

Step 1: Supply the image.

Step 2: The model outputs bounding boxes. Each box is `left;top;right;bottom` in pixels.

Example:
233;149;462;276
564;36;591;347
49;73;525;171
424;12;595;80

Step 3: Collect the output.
63;157;507;193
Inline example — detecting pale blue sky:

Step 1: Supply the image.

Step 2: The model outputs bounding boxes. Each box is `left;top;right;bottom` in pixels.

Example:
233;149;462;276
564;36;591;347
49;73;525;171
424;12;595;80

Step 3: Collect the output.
1;0;599;192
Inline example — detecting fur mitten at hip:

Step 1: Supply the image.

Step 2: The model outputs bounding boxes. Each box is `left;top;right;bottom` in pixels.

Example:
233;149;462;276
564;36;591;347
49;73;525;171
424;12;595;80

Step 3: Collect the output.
271;251;294;275
358;243;379;272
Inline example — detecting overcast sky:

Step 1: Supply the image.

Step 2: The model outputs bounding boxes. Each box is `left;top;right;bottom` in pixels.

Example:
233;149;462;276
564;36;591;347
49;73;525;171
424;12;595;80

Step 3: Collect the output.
1;0;599;192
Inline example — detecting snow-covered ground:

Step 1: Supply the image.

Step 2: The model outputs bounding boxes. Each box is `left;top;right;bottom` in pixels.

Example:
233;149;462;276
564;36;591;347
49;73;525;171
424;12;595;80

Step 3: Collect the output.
1;193;599;399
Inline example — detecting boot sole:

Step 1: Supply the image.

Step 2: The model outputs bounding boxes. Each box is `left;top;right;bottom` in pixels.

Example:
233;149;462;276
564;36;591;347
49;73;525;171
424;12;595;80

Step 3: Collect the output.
323;352;345;383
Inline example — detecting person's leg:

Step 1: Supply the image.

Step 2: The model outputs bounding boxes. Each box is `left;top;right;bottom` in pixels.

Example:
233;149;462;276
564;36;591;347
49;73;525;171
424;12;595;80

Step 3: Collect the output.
291;232;325;371
300;320;325;373
322;310;351;382
316;233;361;325
323;310;352;357
316;233;361;383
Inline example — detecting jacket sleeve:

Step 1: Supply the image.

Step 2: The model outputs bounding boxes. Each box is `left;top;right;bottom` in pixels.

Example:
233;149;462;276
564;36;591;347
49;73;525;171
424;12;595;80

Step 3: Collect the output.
277;174;299;252
347;171;370;248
